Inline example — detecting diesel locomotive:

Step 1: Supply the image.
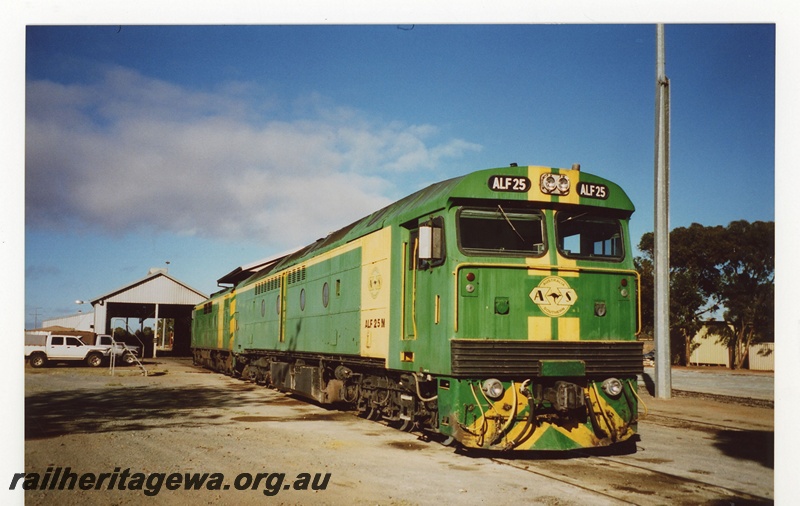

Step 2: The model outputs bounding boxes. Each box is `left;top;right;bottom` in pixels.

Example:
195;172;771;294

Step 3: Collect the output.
192;164;643;451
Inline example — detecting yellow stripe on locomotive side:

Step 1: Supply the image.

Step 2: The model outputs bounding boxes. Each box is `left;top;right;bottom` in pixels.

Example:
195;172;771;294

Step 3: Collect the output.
228;296;237;350
359;227;392;362
216;297;225;349
235;240;362;297
304;240;361;268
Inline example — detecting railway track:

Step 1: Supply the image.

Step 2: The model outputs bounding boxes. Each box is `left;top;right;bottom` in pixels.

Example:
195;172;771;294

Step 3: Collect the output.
341;387;774;504
490;451;772;505
352;404;774;506
482;408;774;505
670;388;774;410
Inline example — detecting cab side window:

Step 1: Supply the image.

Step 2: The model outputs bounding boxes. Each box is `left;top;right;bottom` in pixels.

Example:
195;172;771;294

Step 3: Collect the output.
413;216;445;269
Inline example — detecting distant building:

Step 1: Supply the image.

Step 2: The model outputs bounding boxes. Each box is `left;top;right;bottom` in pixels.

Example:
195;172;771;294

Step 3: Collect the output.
42;268;206;357
689;322;774;371
39;311;94;332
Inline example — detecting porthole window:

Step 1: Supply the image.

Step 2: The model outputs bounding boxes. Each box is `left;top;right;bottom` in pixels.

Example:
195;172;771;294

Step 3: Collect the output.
261;299;266;318
322;282;330;308
300;288;306;311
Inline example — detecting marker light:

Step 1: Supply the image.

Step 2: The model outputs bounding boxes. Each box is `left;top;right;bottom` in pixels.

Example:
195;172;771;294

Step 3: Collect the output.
466;272;475;282
601;378;623;397
482;378;505;399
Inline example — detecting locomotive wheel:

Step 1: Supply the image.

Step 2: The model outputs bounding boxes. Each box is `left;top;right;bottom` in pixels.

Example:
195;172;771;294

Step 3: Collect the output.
441;436;456;447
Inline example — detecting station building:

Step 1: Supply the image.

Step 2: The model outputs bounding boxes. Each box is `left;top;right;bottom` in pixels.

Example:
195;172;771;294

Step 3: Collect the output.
41;268;207;357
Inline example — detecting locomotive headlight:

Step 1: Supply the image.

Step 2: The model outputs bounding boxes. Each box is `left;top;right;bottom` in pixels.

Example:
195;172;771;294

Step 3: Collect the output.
594;301;607;317
601;378;623;397
540;173;571;195
482;378;505;399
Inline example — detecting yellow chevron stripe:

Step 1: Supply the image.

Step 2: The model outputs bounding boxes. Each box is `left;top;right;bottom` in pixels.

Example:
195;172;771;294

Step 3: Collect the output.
458;382;635;450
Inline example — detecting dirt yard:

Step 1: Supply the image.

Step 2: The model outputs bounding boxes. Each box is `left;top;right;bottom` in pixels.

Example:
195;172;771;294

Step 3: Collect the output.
19;357;776;505
21;357;610;505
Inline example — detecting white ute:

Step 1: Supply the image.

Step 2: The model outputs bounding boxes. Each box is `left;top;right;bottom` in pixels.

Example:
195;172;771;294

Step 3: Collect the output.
25;334;110;368
92;334;141;366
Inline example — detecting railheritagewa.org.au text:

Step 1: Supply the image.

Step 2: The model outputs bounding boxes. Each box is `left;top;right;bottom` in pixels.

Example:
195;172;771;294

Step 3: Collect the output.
10;467;331;497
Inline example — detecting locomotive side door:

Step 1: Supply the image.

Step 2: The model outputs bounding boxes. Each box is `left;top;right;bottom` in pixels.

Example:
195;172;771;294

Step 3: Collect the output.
403;217;445;341
403;227;419;341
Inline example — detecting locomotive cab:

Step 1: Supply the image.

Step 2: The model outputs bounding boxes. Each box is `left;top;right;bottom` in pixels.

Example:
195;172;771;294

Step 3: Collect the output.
398;165;642;450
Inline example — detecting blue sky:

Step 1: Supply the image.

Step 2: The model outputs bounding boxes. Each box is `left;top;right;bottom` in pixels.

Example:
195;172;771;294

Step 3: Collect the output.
20;23;776;329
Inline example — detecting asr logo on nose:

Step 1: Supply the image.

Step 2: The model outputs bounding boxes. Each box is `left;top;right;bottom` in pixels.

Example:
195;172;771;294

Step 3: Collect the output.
530;276;578;317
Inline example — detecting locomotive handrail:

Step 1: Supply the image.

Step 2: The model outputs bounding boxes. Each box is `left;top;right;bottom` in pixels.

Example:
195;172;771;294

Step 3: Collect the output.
452;262;641;335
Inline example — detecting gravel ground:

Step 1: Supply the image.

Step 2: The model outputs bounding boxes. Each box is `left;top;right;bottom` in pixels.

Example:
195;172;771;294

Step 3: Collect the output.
15;357;778;505
19;358;628;506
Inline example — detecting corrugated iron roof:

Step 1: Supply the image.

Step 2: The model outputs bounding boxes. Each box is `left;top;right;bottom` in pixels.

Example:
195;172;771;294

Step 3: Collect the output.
90;271;207;305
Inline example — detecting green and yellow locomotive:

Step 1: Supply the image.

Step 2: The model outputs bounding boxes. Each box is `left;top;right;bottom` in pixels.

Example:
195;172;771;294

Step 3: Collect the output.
192;164;643;451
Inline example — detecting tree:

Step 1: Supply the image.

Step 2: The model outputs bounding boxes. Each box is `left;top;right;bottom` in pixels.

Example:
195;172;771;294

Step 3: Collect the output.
633;255;654;339
638;224;722;365
710;220;775;368
635;221;774;368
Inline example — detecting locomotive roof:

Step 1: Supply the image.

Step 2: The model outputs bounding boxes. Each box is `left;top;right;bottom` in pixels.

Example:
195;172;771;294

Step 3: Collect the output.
230;165;634;287
216;247;300;286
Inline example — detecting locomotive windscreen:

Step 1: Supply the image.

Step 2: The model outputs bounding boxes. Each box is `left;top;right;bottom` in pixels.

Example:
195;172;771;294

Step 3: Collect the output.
457;207;545;256
556;211;624;260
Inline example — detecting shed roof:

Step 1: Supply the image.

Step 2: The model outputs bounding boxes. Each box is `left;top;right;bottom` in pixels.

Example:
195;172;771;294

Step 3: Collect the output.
90;270;207;306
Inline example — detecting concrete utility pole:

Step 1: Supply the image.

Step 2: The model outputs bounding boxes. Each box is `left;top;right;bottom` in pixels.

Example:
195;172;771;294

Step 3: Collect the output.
654;24;672;399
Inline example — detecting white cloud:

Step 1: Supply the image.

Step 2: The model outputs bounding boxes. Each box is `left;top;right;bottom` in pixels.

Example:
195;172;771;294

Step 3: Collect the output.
26;67;481;249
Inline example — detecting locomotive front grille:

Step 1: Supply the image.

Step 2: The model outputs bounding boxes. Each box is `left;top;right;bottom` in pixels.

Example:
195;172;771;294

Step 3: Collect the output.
450;339;643;378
